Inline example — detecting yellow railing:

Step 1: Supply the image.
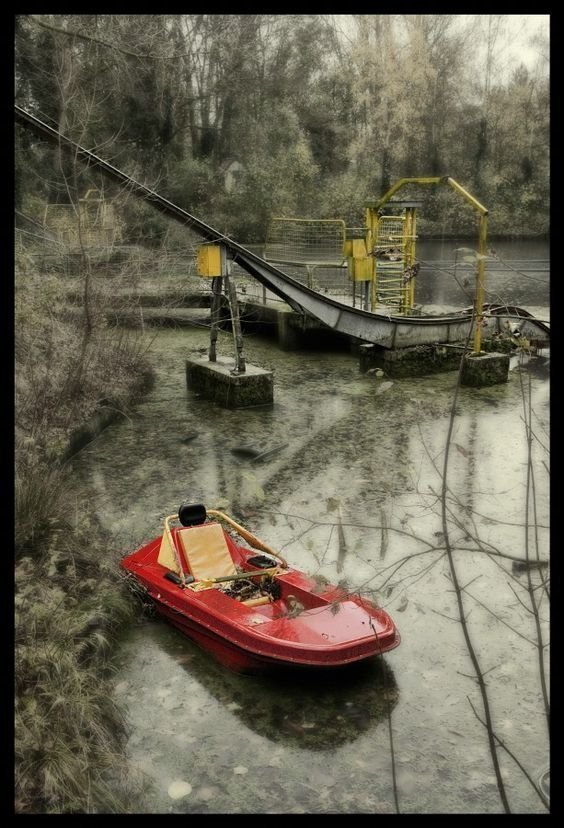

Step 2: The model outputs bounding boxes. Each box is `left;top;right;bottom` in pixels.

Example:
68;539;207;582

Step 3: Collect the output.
367;177;489;352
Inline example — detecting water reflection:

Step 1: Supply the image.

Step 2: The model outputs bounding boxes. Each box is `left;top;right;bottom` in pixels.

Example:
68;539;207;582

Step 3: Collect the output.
74;310;549;812
416;238;549;308
143;619;399;751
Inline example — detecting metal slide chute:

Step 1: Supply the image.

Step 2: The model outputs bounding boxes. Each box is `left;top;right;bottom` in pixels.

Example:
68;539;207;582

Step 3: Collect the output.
15;106;549;350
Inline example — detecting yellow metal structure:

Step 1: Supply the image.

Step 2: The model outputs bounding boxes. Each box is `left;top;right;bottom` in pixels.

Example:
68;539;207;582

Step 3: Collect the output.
350;238;367;258
345;206;418;312
346;238;372;282
197;244;223;277
365;176;489;352
404;207;418;308
372;214;410;313
260;178;488;348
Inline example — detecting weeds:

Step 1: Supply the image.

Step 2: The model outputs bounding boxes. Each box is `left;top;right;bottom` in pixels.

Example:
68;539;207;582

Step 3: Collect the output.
14;512;142;812
15;242;154;812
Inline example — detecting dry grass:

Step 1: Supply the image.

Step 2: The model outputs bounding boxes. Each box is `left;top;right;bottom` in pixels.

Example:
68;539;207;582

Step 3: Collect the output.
15;246;154;812
14;509;144;812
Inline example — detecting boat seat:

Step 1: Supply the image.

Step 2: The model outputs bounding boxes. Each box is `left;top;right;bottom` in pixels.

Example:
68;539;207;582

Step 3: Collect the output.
177;523;237;581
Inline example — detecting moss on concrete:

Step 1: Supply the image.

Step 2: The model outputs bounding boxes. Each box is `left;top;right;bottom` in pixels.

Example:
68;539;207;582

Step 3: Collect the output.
186;354;274;408
461;351;510;387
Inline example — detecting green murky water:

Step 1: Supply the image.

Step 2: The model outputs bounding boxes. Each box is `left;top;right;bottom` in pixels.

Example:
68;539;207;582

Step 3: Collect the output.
70;323;549;814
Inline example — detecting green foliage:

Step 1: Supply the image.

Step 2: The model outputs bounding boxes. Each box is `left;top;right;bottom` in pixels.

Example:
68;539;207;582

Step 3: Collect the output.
16;14;549;239
164;155;217;216
316;170;372;228
118;198;171;245
218;106;321;242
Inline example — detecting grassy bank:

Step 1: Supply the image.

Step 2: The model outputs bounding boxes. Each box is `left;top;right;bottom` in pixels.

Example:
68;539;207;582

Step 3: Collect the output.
15;247;156;813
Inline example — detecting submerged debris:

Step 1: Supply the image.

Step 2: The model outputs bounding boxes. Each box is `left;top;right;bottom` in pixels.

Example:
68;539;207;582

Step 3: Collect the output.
252;443;288;463
230;443;288;463
380;508;388;560
512;559;549;574
180;432;199;444
231;445;260;458
168;780;192;800
336;505;347;574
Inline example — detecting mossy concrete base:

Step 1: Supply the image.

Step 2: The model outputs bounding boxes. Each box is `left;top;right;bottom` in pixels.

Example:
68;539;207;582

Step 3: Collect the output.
236;300;351;351
461;351;510;387
359;343;464;377
186;354;274;408
276;308;303;350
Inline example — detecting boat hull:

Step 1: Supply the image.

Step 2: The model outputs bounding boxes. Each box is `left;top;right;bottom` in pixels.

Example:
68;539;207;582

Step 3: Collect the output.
154;598;400;674
120;526;400;674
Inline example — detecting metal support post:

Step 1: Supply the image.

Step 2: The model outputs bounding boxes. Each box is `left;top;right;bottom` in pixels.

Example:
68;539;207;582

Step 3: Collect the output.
224;269;246;374
473;213;488;354
209;276;223;362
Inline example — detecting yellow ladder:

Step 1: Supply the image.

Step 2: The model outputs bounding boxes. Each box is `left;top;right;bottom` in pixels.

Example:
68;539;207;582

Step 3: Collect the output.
374;215;410;312
373;210;415;313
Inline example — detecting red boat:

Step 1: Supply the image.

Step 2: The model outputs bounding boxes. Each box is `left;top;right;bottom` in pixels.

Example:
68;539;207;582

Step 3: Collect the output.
120;503;400;673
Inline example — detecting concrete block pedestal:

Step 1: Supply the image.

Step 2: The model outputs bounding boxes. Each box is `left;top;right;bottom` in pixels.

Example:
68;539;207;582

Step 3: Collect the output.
359;344;511;385
460;351;510;387
359;343;464;378
186;354;273;408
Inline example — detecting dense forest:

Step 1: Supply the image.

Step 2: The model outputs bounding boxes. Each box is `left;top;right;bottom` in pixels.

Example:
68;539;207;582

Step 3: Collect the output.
15;14;550;241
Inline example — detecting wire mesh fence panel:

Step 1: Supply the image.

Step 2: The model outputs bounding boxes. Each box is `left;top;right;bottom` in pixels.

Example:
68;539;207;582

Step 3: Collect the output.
264;218;347;265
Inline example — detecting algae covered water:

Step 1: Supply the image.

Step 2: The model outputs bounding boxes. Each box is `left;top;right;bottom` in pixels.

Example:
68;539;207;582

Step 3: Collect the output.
70;306;549;813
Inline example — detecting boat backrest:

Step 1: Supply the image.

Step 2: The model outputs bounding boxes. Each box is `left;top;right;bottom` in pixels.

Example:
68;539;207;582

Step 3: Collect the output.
157;529;182;574
177;523;237;581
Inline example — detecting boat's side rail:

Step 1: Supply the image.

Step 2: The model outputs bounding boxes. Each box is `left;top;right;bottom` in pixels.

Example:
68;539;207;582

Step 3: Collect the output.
206;509;288;568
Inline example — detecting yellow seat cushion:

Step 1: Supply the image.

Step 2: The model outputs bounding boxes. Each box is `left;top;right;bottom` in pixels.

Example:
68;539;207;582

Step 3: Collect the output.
157;529;182;574
177;524;237;581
